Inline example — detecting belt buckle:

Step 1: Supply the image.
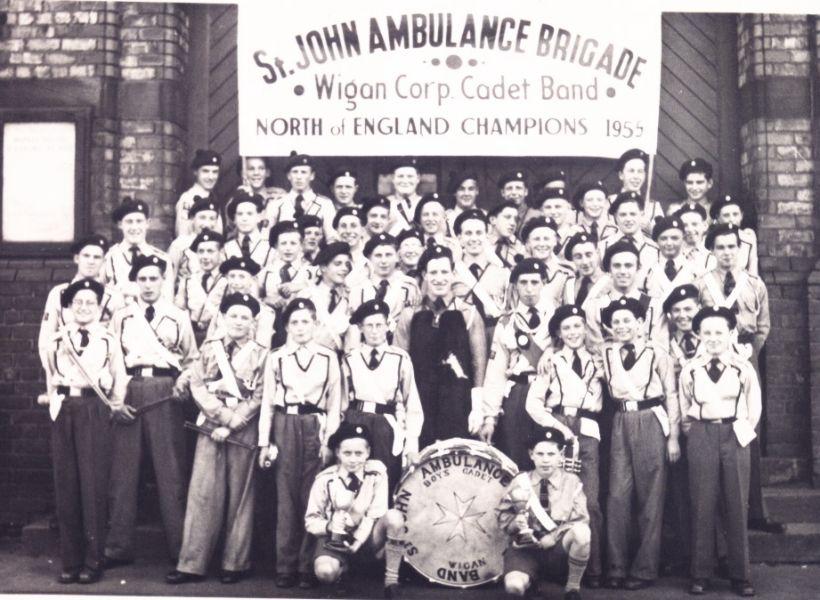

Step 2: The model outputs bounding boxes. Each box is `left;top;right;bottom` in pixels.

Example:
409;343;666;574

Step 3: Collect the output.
286;405;299;415
363;401;376;413
624;400;638;412
69;386;83;396
563;406;578;417
140;367;153;377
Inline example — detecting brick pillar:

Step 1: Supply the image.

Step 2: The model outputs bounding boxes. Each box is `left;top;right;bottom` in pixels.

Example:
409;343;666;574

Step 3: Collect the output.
737;15;816;479
116;2;188;248
808;16;820;487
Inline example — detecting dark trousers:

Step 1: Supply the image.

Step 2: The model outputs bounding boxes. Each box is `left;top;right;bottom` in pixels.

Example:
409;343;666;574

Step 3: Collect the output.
273;412;321;576
688;421;751;581
497;382;535;470
105;378;186;561
661;437;691;572
52;396;111;571
343;411;401;492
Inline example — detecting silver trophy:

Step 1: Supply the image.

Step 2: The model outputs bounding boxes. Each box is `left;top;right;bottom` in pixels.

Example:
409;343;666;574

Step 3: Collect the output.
324;487;356;553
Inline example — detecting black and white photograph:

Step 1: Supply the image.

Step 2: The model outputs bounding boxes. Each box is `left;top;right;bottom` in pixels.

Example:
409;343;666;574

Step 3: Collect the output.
0;0;818;598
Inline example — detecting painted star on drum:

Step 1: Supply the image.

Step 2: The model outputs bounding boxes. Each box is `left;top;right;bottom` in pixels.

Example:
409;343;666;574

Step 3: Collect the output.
433;492;488;542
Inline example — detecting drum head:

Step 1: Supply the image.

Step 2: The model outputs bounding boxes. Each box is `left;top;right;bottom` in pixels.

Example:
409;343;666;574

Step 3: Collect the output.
394;438;518;588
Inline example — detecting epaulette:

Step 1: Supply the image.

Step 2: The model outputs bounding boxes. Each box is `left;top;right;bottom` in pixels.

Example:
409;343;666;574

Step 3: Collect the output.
316;464;338;479
364;459;387;476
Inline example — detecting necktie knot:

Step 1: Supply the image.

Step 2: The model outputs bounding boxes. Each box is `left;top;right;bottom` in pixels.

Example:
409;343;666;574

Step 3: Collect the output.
294;194;305;219
376;279;389;300
144;305;155;323
527;306;541;329
328;289;339;312
433;297;446;311
129;245;140;262
280;264;292;283
226;341;237;357
682;333;696;357
576;275;592;306
664;259;677;281
368;347;379;369
426;236;436;248
622;343;637;370
348;473;361;493
589;220;599;241
78;328;89;352
572;350;583;377
708;357;723;382
201;272;210;291
538;479;550;511
469;263;482;279
724;271;736;297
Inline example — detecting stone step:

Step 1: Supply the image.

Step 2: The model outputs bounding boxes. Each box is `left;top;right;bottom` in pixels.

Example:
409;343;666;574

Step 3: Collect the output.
750;523;820;564
763;485;820;523
761;457;809;485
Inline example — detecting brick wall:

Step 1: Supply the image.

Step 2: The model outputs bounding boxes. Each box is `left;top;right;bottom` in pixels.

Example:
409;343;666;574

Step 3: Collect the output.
737;14;816;465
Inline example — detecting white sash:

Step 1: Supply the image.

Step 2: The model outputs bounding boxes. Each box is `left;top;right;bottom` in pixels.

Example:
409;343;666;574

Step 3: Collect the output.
128;305;182;370
454;262;503;318
703;271;746;310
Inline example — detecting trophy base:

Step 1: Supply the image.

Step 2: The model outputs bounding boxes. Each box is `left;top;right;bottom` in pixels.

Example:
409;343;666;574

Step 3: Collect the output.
511;537;540;550
324;540;353;554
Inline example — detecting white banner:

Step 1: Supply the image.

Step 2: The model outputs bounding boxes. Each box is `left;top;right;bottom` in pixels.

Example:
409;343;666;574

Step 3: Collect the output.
238;1;661;158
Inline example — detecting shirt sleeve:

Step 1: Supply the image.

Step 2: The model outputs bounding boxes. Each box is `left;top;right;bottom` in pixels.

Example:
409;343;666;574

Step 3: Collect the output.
525;370;562;429
678;362;696;431
483;327;511;420
741;362;762;430
322;354;342;446
393;308;412;352
258;352;278;446
107;335;129;409
755;279;770;345
304;476;332;536
399;354;423;448
468;308;487;387
656;347;680;439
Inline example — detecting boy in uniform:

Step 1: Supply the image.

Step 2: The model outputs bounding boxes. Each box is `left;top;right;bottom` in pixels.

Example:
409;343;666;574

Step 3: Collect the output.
611;148;664;236
497;426;591;600
675;202;716;273
445;171;481;233
41;278;129;584
104;255;198;568
574;181;618;243
537;188;580;260
258;298;342;589
600;297;680;590
520;217;575;306
299;214;324;264
267;153;336;240
563;233;608;307
329;166;360;210
103;198;174;300
488;201;527;269
498;170;537;232
166;293;268;585
482;259;554;468
414;193;461;257
385;158;423;235
333;206;370;287
168;195;220;284
174;228;225;343
396;227;425;282
598;191;661;274
710;195;759;276
668;158;714;216
679;306;760;597
643;216;703;300
342;299;423;488
175;149;223;237
362;196;392;239
526;304;604;587
224;189;273;268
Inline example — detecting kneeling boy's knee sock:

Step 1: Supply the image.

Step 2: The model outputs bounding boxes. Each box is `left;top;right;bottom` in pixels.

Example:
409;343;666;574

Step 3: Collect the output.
384;537;403;587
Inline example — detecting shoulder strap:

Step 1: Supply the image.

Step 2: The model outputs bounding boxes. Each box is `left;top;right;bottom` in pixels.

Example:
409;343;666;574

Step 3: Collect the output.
58;328;113;408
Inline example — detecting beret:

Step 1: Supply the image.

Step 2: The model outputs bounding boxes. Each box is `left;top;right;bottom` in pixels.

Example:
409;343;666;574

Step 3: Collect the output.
572;180;608;210
191;149;221;170
60;278;104;308
417;244;453;272
282;297;316;324
497;170;527;189
297;214;323;231
447;170;479;195
510;257;546;283
226;189;265;219
128;254;166;281
692;305;737;333
704;222;741;251
350;299;390;325
284;151;314;172
187;195;219;219
327;421;373;451
70;233;109;255
396;227;424;247
709;194;744;220
616;148;649;171
673;202;707;221
651;216;684;241
679;157;713;181
548;304;586;338
413;193;446;224
218;256;261;276
563;231;597;260
601;296;646;328
269;220;301;246
361;196;391;214
453;209;487;235
363;233;397;257
608;191;644;216
662;284;699;314
328;166;357;186
520;216;558;243
314;241;351;266
220;291;261;316
190;228;225;251
487;200;518;219
112;197;149;222
535;168;567;189
333;206;365;230
526;426;567;450
388;156;421;173
602;239;640;272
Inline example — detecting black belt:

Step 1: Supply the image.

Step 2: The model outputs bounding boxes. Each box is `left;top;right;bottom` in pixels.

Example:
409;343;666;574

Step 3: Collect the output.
509;372;536;385
698;417;737;424
737;332;755;344
613;397;663;412
349;400;396;415
552;406;599;421
56;386;96;398
275;404;325;415
126;366;178;378
484;316;500;328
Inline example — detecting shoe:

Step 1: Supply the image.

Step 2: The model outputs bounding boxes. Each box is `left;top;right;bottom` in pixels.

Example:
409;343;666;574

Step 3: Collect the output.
748;518;785;534
77;568;101;584
165;570;204;584
582;575;601;589
624;577;653;590
689;579;708;595
731;579;755;597
298;572;316;589
384;583;400;598
275;573;297;588
101;556;133;570
564;590;582;600
58;570;79;584
605;576;625;589
220;569;243;584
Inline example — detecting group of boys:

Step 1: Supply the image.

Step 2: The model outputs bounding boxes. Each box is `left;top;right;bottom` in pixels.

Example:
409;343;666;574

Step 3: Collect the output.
38;147;773;598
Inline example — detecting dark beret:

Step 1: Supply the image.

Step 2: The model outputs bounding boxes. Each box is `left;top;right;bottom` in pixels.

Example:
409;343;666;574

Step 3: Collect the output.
328;421;373;451
112;197;149;222
128;254;167;281
269;220;302;246
704;223;741;250
350;299;390;325
187;195;219;219
602;240;640;272
190;228;225;251
453;209;487;235
662;284;699;314
510;257;546;283
520;217;558;242
679;158;713;181
333;206;365;230
548;304;586;338
285;151;314;172
447;171;479;195
673;202;708;221
417;244;453;273
526;426;567;450
616;148;649;171
282;297;316;324
709;194;744;220
220;291;261;316
564;231;597;260
651;216;684;241
487;201;519;219
535;168;567;190
60;278;104;308
297;214;323;231
363;233;397;257
608;191;644;216
361;196;391;214
601;296;646;328
191;149;221;170
413;193;446;224
314;241;351;266
497;170;527;189
226;189;265;220
388;157;421;173
572;180;608;211
692;305;737;333
328;166;357;186
70;233;109;255
396;227;424;247
218;256;261;276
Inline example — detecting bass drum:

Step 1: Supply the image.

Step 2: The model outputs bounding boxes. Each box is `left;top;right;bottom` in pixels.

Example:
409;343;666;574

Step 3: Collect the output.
393;438;518;588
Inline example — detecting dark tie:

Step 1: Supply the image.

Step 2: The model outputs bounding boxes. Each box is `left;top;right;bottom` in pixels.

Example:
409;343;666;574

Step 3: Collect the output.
328;289;339;313
78;328;89;355
426;236;436;248
664;259;677;281
433;297;446;311
129;245;140;264
681;333;696;358
469;263;482;280
624;235;636;246
144;305;155;323
572;350;583;377
576;276;591;306
723;271;736;297
622;343;637;370
528;306;541;329
468;264;486;319
280;264;292;283
348;473;361;494
539;479;550;511
376;279;389;301
589;220;599;242
368;348;379;369
201;272;210;292
495;241;506;263
294;194;305;220
707;358;723;383
240;234;251;258
225;341;237;358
